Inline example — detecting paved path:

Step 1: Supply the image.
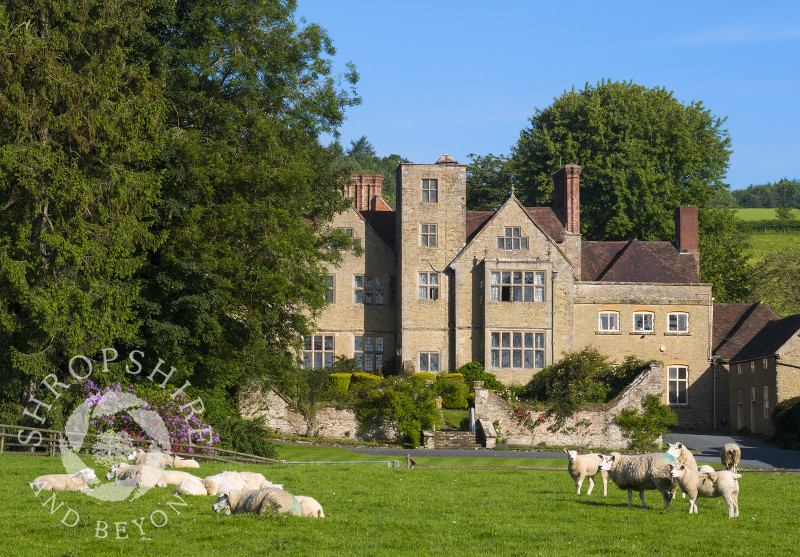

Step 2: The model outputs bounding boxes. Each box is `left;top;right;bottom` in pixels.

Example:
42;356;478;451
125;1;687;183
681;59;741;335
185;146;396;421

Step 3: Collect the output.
346;431;800;470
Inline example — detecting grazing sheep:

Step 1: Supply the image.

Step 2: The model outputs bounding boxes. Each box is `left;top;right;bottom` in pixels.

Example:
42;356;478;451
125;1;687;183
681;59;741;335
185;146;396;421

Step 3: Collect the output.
670;464;741;517
666;442;700;513
30;468;98;492
295;495;325;518
203;471;282;496
598;445;684;509
107;463;167;488
129;450;200;469
174;476;208;496
212;488;301;516
564;449;608;496
720;443;741;475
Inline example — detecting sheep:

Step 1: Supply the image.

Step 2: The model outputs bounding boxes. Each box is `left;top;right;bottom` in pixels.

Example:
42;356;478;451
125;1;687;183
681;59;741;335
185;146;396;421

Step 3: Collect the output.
212;488;301;516
670;464;741;517
203;471;282;496
720;443;741;475
665;442;700;513
295;495;325;518
563;449;608;496
106;463;167;488
174;476;208;496
129;450;200;469
160;470;202;486
30;468;98;492
598;443;687;509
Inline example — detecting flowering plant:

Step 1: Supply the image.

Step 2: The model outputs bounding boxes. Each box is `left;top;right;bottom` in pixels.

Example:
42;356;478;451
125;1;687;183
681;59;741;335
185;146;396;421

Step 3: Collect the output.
512;406;546;432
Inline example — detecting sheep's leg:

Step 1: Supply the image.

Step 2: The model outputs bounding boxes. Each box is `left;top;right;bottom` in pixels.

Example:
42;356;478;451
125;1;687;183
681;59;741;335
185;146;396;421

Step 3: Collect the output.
575;476;583;494
639;491;647;509
586;476;594;495
600;471;608;496
689;497;698;514
662;490;671;509
627;490;633;507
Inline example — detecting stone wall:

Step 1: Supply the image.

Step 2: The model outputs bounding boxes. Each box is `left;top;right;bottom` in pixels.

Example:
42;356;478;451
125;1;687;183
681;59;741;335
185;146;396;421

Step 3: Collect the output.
473;363;663;449
239;389;403;443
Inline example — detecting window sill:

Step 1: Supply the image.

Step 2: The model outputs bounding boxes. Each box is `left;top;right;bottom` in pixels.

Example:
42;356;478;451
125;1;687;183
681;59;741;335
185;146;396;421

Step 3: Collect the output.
664;332;691;336
596;331;622;335
630;331;656;335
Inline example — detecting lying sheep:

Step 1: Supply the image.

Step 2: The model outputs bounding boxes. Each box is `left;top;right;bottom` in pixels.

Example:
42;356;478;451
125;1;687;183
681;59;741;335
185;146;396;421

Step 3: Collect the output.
30;468;98;492
174;476;208;496
203;471;282;496
564;449;608;496
720;443;741;475
212;488;301;516
160;470;202;486
129;450;200;469
106;463;167;488
295;495;325;518
599;444;684;509
670;463;741;517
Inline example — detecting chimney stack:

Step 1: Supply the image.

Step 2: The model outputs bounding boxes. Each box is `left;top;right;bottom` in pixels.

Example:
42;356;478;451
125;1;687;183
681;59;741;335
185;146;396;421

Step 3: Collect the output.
675;206;699;253
347;174;386;211
551;165;581;234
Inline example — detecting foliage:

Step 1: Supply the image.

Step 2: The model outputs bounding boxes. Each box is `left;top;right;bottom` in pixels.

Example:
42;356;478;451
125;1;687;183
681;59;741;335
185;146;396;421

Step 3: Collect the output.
776;205;796;222
326;136;409;207
456;361;504;391
732;178;800;209
699;207;753;302
329;374;352;397
275;368;338;429
771;396;800;450
413;372;437;384
355;376;442;446
204;411;276;458
614;394;678;449
512;406;546;433
0;0;164;416
750;247;800;316
434;375;468;410
466;153;516;210
125;0;361;406
509;79;731;242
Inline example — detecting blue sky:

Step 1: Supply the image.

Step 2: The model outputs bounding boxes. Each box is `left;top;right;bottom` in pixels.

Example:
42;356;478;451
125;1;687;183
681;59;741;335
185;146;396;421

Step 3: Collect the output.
295;0;800;190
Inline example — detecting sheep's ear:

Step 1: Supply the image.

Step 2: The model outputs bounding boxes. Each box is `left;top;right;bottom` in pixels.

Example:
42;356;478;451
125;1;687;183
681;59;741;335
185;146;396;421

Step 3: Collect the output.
563;448;568;454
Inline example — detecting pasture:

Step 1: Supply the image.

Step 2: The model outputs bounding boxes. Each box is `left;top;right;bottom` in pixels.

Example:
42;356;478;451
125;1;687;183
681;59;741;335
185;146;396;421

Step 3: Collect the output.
1;446;798;556
735;208;800;221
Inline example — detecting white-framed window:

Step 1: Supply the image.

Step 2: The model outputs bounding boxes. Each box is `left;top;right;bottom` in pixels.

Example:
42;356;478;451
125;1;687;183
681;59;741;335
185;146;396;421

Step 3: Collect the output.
326;275;335;304
598;311;619;332
489;331;545;369
421;224;437;247
355;336;384;372
422;179;438;203
668;312;688;333
497;227;529;251
418;272;439;300
355;275;395;305
633;312;654;332
419;352;439;372
668;365;688;405
763;385;770;418
303;334;334;369
490;271;545;302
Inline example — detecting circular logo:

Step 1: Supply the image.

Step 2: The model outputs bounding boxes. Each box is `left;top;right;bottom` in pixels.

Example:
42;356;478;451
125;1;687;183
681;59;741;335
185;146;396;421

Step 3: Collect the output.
60;391;172;501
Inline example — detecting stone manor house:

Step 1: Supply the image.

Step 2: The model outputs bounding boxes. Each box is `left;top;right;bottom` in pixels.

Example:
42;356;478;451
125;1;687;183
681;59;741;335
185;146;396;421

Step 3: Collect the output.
304;155;800;432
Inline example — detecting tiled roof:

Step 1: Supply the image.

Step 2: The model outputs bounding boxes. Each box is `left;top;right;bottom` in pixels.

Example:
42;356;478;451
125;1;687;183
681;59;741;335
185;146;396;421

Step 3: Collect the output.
712;302;782;361
466;211;494;241
360;210;396;254
727;312;800;363
581;240;699;283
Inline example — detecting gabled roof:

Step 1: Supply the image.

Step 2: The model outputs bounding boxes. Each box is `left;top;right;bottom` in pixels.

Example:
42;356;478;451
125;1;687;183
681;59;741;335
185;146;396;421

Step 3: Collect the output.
712;302;782;362
360;210;396;254
581;240;699;283
726;312;800;363
465;207;565;243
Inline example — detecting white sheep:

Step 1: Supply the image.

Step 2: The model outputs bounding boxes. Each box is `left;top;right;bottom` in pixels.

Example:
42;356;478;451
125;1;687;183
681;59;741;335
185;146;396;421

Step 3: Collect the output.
720;443;741;475
599;443;685;509
107;463;167;488
129;450;200;469
203;471;282;496
295;495;325;518
665;442;700;513
160;470;202;486
212;488;301;516
670;464;741;517
30;468;98;492
174;476;208;496
564;449;608;496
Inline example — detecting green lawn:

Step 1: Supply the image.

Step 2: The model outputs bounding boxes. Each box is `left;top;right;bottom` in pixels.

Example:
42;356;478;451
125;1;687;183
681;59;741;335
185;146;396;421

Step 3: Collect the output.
2;448;797;556
736;207;800;221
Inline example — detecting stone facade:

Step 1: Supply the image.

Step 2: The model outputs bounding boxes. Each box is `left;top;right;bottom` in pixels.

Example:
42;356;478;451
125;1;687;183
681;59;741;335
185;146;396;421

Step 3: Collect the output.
473;365;663;449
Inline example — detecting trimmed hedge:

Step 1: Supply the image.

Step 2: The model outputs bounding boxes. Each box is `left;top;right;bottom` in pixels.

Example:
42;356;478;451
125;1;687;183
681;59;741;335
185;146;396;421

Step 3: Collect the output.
329;373;352;397
435;374;468;409
413;372;436;384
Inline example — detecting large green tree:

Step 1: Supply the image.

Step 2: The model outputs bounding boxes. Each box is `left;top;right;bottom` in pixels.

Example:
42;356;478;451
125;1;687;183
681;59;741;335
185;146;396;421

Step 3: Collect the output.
511;80;732;242
750;247;800;317
0;1;164;416
126;0;360;398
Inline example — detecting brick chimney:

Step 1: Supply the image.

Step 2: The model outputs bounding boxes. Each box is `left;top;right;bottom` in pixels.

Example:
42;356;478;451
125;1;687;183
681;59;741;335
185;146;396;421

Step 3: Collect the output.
551;165;581;234
675;206;699;253
346;174;390;211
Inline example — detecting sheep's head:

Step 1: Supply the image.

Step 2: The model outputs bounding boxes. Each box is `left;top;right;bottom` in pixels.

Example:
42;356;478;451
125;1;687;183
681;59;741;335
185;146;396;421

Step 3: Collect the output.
74;468;98;484
106;463;122;480
669;463;685;478
127;451;138;461
564;449;578;463
212;493;232;515
598;454;615;471
666;442;684;459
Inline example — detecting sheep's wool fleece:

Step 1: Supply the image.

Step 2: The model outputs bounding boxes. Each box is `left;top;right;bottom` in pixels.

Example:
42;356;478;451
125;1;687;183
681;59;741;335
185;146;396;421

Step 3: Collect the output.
233;488;301;516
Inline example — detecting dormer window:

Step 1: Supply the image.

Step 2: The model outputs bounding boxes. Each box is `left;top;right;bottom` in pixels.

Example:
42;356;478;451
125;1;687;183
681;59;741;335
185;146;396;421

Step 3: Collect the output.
498;227;528;250
422;179;438;203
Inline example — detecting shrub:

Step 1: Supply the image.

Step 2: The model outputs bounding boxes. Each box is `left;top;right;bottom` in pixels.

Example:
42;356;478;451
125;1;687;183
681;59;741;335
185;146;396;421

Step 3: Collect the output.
434;375;468;409
457;362;504;391
614;394;678;449
771;396;800;449
329;373;352;397
413;372;436;384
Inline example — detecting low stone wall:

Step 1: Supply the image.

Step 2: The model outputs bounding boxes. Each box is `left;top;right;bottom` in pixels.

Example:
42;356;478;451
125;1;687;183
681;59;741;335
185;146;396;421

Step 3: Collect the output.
240;389;403;443
473;363;663;449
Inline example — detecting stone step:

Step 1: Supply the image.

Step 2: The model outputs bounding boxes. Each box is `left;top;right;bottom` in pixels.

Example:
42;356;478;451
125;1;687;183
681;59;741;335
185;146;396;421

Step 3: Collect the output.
433;430;482;450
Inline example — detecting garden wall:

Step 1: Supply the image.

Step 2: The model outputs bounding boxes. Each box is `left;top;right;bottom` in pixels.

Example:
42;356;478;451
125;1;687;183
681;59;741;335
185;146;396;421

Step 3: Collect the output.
474;363;663;449
239;389;403;443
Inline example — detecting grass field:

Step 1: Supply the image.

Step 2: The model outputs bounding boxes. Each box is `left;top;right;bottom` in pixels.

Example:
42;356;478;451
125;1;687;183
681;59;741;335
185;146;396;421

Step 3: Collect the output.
2;446;798;556
735;208;800;221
